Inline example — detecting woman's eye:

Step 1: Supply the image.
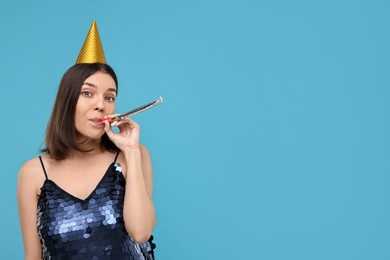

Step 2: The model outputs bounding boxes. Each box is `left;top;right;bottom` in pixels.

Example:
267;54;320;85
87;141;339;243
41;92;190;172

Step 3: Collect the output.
106;96;116;102
81;91;92;97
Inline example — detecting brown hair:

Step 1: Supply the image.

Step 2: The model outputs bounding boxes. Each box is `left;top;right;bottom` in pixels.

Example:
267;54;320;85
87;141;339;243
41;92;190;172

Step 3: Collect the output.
41;63;119;160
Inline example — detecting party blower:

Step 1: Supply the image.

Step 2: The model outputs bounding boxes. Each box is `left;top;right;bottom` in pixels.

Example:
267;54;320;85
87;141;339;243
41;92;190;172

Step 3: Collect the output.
99;96;163;124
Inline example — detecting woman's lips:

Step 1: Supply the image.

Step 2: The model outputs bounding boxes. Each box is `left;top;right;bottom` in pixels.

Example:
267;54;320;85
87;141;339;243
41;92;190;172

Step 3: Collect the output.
90;118;105;126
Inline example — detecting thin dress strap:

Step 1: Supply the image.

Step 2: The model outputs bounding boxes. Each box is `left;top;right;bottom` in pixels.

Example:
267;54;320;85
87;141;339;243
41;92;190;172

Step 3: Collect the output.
38;156;48;180
114;151;120;163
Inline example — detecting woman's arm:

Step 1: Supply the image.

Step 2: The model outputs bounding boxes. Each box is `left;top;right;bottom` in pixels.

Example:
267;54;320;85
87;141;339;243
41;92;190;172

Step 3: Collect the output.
122;144;156;243
17;159;42;259
104;117;156;243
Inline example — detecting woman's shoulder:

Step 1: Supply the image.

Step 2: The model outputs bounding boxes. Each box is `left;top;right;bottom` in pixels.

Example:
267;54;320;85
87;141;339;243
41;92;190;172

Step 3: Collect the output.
18;156;47;188
138;144;149;156
19;156;42;174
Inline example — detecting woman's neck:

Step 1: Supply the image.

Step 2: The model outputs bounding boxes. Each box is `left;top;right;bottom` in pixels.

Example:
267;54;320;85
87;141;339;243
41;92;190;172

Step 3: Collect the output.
69;148;104;159
70;137;104;159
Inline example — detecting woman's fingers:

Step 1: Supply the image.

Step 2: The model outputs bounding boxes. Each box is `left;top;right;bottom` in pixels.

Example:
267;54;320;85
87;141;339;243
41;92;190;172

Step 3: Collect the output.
104;121;114;137
114;118;139;130
104;117;140;146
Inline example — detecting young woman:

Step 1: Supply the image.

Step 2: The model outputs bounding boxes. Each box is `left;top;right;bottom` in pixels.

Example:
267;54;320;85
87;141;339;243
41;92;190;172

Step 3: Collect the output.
17;61;156;258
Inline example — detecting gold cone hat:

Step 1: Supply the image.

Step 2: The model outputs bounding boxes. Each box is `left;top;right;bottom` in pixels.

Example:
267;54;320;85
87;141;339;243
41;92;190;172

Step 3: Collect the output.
76;20;106;64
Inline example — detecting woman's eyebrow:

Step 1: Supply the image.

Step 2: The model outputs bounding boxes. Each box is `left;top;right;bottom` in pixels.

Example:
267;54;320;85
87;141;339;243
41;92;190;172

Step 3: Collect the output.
83;82;116;93
83;82;97;88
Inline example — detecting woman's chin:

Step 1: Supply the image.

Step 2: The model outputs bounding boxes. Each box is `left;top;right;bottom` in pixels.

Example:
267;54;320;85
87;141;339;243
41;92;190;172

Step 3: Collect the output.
76;130;106;143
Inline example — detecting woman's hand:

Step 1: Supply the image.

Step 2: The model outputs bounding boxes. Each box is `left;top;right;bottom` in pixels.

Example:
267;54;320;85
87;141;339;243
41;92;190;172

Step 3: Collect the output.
104;115;140;150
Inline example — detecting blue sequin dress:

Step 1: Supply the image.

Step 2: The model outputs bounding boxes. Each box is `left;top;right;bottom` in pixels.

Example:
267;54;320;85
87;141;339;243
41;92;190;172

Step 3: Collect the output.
37;153;156;259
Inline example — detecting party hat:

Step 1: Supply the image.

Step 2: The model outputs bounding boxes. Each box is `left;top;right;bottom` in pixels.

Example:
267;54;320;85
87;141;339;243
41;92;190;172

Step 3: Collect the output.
76;20;106;64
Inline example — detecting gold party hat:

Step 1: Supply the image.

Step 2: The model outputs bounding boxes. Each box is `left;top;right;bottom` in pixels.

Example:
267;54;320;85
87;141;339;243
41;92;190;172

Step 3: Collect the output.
76;20;106;64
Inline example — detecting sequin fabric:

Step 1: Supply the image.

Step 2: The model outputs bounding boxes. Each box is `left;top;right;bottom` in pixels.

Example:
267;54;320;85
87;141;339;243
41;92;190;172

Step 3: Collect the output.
37;161;156;259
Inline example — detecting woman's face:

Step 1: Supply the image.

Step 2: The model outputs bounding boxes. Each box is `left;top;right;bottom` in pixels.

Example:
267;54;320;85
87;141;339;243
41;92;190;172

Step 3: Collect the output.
75;71;117;140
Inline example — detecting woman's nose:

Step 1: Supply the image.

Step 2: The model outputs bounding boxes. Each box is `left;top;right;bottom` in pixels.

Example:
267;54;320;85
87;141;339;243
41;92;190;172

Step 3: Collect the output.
94;97;104;111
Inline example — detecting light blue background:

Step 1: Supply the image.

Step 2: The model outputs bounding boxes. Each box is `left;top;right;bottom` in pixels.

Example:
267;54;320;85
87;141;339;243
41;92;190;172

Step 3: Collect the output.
1;0;389;259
